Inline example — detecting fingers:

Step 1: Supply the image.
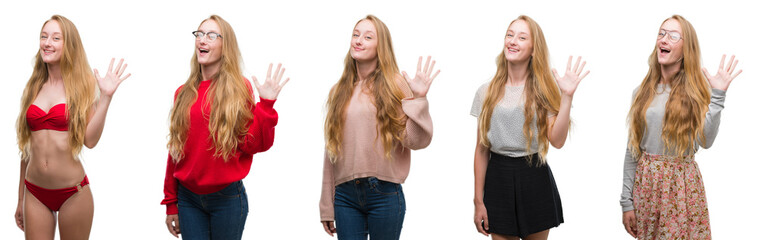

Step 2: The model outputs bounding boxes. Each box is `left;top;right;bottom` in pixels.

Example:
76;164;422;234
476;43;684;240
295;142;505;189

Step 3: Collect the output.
577;59;586;75
572;56;582;72
266;63;273;80
701;68;712;80
416;56;422;72
427;59;436;77
430;70;440;82
114;58;124;75
718;54;725;70
120;73;132;82
578;70;590;81
725;55;735;72
273;63;282;82
551;68;560;79
93;69;101;80
729;59;739;74
566;55;573;72
251;76;261;90
732;69;743;80
277;66;286;83
423;56;431;74
280;77;290;89
322;221;336;236
166;216;179;238
15;212;23;231
107;58;115;73
402;71;411;82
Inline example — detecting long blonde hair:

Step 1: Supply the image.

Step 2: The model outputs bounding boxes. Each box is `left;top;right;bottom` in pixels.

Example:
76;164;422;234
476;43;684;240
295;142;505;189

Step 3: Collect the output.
325;15;406;162
628;15;710;158
477;15;563;166
16;15;97;161
168;15;253;162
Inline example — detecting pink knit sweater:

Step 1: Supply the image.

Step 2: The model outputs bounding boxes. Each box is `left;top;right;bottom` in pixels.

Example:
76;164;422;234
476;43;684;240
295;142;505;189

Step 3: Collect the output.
319;79;433;221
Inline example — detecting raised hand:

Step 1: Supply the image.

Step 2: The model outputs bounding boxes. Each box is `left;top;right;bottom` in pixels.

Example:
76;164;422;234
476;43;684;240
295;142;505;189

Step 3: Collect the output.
402;56;440;98
94;58;131;98
252;63;290;100
703;54;742;91
552;56;589;98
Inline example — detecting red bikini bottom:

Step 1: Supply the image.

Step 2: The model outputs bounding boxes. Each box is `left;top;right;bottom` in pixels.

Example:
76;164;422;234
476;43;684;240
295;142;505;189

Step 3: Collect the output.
25;176;89;211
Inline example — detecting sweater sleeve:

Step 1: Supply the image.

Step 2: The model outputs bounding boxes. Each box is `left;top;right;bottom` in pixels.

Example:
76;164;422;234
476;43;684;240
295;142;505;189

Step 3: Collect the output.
161;86;183;215
620;147;636;212
701;88;726;149
161;154;179;215
319;150;336;221
400;97;433;150
239;98;278;154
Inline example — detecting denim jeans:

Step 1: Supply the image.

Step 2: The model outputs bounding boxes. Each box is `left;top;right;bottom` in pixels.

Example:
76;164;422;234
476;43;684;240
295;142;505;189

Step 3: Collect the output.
177;181;248;240
334;177;406;240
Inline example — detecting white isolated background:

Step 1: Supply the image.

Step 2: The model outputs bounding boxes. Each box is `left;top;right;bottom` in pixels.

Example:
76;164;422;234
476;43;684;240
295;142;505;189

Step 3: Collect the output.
0;0;754;239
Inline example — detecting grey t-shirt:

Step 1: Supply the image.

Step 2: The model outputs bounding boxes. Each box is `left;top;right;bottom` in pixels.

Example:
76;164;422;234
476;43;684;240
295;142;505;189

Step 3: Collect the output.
470;83;540;157
619;84;726;212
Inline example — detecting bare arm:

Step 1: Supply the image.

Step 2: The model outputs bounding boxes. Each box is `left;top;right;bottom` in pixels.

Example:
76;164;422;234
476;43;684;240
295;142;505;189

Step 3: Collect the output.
16;159;28;230
473;130;490;236
547;95;572;149
84;58;130;148
549;56;589;148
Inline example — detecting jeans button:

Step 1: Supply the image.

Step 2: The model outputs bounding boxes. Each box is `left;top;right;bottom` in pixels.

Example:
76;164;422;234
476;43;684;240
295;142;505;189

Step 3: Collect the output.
355;180;360;184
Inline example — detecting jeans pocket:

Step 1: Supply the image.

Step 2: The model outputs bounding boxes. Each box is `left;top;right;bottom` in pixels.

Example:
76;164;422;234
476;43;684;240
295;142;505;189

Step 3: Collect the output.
371;179;399;195
214;181;242;198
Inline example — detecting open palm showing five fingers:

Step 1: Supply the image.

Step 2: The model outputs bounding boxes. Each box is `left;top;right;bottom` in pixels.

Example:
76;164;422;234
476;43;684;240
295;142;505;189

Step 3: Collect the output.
703;54;742;91
402;56;440;98
94;58;131;98
552;56;589;97
252;63;290;100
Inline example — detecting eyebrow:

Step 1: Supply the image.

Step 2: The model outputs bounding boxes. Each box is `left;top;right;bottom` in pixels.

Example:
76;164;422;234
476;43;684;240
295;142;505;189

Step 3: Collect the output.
660;28;680;33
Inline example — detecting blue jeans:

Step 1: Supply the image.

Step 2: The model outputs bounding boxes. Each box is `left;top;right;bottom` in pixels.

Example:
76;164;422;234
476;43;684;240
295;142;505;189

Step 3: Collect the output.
334;177;406;240
177;181;248;240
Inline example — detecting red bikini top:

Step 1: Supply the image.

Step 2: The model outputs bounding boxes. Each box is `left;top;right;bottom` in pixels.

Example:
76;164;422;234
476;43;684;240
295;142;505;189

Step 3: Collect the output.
26;103;69;131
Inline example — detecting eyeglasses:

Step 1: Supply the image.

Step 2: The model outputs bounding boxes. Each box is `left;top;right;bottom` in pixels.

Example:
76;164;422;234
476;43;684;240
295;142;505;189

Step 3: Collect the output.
192;31;222;42
657;29;682;43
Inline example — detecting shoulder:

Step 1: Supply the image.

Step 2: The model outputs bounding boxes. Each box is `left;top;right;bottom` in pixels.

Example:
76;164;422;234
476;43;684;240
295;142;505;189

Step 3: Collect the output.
174;85;185;100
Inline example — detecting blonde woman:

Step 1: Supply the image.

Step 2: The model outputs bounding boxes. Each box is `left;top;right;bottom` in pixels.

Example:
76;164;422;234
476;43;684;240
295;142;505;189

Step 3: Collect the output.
620;15;741;239
471;15;588;240
319;15;439;240
161;15;289;239
15;15;130;239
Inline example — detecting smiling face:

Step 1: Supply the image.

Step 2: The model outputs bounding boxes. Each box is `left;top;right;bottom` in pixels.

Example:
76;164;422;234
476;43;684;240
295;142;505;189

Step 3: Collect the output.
196;19;223;68
657;19;683;66
350;19;378;63
39;20;63;64
504;20;534;64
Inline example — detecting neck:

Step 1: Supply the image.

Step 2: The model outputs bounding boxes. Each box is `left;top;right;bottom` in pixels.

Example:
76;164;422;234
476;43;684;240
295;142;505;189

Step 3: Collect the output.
506;60;529;86
201;62;221;81
356;58;378;82
46;62;63;83
660;62;681;84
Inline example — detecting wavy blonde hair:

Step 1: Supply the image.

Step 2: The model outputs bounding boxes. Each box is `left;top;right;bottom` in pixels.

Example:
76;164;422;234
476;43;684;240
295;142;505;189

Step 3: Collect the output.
168;15;253;162
628;15;710;158
16;15;97;161
477;15;563;166
325;15;406;163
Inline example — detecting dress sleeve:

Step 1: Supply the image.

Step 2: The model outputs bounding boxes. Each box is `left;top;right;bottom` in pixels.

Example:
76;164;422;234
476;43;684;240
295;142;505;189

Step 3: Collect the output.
701;88;726;149
319;150;336;221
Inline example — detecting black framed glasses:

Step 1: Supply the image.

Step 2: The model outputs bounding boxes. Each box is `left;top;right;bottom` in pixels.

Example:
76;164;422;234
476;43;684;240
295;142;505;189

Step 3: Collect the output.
192;31;222;42
657;29;682;43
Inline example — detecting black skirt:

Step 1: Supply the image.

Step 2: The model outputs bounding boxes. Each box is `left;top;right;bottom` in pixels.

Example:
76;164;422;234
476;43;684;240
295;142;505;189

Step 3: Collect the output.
483;152;563;238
